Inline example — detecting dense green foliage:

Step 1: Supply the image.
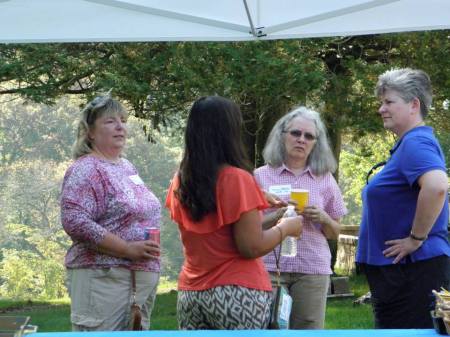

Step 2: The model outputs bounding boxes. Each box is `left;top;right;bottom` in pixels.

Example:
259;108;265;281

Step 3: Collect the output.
1;31;449;166
0;96;183;298
0;31;448;299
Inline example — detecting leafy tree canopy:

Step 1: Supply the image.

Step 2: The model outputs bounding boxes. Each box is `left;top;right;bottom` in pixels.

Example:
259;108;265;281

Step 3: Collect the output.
1;31;448;167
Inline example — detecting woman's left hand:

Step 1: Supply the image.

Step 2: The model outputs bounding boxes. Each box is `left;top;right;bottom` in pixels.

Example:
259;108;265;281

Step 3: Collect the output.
383;237;423;264
302;206;330;225
264;191;288;208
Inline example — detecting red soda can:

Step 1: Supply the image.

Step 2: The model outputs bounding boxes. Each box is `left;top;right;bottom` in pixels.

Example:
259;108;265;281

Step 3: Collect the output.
145;227;160;257
144;227;160;244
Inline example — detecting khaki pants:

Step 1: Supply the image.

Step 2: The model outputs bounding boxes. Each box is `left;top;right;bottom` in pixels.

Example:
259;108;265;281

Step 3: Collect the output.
67;268;159;331
270;272;330;329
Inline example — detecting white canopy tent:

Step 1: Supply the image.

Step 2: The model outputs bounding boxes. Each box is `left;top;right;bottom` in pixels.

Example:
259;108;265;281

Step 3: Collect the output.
0;0;449;43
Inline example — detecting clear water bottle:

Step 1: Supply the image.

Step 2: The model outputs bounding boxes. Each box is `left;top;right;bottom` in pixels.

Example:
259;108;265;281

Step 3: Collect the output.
281;205;297;257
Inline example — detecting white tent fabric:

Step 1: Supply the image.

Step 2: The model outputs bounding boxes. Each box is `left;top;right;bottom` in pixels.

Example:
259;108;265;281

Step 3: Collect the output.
0;0;449;43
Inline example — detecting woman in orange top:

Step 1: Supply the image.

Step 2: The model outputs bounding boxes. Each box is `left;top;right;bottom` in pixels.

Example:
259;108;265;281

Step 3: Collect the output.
166;96;303;330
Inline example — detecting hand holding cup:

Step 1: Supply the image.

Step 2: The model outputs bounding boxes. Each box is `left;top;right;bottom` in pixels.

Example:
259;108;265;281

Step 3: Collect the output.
290;189;309;212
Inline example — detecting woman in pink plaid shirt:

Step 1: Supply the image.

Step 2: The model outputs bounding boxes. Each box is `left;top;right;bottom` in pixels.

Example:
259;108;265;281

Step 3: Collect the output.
254;106;347;329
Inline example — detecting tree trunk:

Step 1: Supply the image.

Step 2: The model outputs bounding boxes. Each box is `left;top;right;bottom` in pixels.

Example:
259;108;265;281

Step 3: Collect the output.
327;123;342;182
242;99;291;168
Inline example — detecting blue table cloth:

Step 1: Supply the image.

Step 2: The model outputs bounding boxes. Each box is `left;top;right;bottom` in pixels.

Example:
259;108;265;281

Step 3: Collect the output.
30;329;439;337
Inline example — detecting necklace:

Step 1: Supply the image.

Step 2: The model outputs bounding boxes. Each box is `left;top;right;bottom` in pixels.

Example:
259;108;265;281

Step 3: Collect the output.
411;120;425;129
91;150;121;164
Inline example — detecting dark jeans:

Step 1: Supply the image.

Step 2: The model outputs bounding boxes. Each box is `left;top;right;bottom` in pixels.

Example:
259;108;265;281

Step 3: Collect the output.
361;255;450;329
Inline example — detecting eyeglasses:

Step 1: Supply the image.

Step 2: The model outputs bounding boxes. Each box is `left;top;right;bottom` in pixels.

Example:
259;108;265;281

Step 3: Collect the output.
283;129;316;141
365;161;386;185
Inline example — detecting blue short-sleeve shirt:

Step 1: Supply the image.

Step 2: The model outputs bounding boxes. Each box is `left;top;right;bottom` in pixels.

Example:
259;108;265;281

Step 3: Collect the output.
356;126;449;265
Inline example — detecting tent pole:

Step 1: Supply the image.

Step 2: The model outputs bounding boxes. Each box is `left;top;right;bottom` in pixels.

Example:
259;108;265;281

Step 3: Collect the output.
86;0;250;34
266;0;399;34
243;0;257;37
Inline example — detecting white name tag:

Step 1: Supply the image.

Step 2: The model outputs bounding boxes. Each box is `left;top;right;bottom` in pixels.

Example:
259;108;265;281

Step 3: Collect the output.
280;290;293;321
129;174;144;185
268;184;291;196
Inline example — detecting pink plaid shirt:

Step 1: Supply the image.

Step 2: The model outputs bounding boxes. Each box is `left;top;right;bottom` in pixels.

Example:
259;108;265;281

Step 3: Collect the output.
254;164;347;275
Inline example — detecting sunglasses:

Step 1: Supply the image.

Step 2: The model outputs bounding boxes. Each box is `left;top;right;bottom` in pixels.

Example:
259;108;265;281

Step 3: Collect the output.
283;129;316;141
83;94;112;125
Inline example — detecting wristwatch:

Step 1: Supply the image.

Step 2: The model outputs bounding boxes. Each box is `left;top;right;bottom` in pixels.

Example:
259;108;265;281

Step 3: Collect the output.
409;231;428;241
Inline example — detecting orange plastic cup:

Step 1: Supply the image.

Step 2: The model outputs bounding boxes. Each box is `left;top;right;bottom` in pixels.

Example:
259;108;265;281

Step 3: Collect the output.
290;189;309;211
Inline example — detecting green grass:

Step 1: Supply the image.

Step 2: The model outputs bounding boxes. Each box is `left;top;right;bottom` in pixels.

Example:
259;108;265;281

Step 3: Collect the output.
326;298;373;329
15;305;72;332
325;273;374;329
0;274;374;331
0;299;68;311
150;290;178;330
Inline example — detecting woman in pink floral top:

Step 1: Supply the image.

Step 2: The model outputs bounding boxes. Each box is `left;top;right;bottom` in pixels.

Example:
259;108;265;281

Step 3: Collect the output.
61;93;161;331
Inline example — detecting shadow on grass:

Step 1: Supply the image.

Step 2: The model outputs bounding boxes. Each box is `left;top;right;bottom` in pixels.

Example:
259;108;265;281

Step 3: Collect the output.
1;274;373;331
151;290;178;330
2;292;179;332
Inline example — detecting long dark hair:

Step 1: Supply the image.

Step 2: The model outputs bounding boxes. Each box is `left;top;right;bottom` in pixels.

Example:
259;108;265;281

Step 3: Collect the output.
176;96;252;221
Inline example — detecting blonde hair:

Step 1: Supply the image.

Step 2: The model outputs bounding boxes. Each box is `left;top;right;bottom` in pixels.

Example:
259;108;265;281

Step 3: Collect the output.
72;94;128;159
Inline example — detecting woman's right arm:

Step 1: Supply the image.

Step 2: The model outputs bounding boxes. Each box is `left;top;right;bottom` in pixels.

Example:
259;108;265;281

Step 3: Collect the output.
256;174;288;229
233;209;302;259
261;207;287;229
96;233;159;260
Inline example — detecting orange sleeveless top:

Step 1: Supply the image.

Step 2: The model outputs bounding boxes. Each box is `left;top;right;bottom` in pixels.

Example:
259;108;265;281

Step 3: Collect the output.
165;166;271;291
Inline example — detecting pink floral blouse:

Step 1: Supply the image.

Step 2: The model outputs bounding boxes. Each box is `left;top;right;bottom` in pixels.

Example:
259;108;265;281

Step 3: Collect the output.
61;155;161;272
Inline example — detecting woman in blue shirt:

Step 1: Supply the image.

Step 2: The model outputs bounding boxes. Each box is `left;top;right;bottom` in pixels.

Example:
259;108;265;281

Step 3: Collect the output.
356;68;450;328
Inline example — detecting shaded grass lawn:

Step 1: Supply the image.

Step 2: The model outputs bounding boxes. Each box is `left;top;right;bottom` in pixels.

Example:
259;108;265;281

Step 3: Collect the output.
326;273;373;329
0;300;71;332
1;274;373;331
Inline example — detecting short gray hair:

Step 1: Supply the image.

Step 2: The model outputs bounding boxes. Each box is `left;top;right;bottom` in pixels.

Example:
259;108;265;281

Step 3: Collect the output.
72;94;128;159
262;106;337;176
375;68;432;118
